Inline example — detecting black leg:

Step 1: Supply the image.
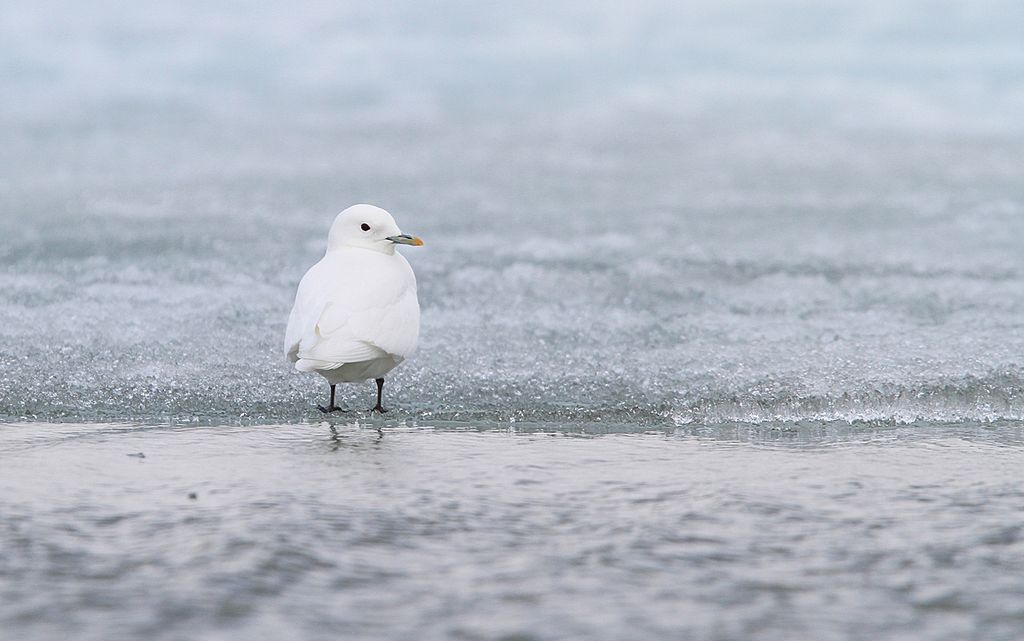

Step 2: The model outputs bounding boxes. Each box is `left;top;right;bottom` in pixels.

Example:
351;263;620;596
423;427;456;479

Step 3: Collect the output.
372;378;387;413
318;384;344;413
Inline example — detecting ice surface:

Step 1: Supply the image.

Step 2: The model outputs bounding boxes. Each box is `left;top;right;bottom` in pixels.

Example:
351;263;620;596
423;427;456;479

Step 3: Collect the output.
1;0;1023;425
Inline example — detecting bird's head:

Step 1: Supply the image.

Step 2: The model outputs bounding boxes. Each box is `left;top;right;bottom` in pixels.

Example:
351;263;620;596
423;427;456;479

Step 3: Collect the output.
327;204;424;255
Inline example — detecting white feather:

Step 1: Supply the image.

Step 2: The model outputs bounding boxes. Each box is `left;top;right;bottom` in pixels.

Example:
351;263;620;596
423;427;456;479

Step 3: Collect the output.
284;205;421;389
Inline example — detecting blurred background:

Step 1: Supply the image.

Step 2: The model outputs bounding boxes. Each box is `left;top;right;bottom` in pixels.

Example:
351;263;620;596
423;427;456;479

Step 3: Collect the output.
1;0;1022;423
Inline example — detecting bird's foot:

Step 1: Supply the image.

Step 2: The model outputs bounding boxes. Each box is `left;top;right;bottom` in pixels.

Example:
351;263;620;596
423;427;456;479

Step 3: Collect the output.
317;404;346;414
370;404;387;414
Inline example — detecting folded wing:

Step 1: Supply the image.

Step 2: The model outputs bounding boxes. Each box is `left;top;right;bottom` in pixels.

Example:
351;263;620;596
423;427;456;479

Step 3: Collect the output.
284;256;419;370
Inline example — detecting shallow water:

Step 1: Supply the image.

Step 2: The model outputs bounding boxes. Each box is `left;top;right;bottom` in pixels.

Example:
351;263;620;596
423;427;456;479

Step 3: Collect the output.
2;421;1024;641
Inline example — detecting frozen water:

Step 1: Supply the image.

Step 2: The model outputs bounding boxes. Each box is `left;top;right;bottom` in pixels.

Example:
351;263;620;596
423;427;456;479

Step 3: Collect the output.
2;0;1023;425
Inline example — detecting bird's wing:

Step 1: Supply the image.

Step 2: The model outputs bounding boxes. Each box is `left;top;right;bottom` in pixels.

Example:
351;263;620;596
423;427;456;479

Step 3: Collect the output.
284;255;419;368
284;260;333;363
306;300;396;366
283;296;324;363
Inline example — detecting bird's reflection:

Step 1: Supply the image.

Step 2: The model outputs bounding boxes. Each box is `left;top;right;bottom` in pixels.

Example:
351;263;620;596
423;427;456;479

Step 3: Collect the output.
324;422;384;451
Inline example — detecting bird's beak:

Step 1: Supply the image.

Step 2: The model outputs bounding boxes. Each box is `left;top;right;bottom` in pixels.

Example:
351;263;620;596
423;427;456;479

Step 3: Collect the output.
386;234;425;246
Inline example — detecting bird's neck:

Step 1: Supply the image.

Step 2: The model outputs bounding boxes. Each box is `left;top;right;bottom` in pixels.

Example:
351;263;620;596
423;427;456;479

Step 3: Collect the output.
329;243;396;256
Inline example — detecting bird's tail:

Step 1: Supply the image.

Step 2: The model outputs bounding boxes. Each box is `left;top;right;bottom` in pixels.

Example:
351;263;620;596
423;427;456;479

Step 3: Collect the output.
295;358;344;372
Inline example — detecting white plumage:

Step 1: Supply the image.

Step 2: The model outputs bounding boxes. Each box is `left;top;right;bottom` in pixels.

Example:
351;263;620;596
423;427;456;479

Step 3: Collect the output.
284;204;422;412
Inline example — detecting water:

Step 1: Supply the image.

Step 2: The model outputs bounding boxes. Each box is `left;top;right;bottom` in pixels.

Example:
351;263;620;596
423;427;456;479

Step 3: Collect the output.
2;422;1024;641
2;0;1024;638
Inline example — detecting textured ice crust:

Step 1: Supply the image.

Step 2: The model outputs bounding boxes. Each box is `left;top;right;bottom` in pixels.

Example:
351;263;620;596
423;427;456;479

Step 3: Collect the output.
1;0;1023;426
2;198;1021;426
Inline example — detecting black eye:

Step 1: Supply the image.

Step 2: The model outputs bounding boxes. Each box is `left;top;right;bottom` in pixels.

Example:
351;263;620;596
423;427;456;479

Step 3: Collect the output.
360;223;371;231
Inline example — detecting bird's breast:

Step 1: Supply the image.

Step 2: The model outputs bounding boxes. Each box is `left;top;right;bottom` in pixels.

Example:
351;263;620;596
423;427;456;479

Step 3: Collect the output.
313;249;416;307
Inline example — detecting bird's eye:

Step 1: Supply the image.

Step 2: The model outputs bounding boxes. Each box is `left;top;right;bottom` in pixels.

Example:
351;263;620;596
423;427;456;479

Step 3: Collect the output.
360;223;371;231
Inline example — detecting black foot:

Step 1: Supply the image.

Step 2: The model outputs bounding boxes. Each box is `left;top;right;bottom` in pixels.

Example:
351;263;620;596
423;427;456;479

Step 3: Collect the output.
318;404;345;414
371;404;387;414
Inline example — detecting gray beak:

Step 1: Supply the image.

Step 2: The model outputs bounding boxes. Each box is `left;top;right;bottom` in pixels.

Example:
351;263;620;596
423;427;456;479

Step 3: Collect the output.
386;234;425;246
